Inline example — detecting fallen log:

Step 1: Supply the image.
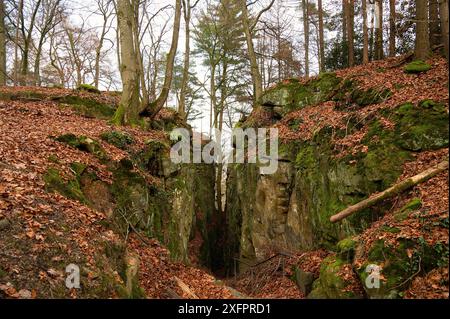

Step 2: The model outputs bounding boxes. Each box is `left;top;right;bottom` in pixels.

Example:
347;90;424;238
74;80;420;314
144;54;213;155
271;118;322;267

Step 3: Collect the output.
330;159;449;223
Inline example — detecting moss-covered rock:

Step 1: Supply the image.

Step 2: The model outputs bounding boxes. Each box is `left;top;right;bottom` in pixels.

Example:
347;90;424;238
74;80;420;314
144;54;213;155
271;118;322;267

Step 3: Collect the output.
308;255;364;299
393;101;449;151
337;237;358;262
258;73;341;111
77;84;100;94
404;60;432;74
55;134;108;160
100;130;134;150
57;95;116;119
356;238;448;299
43;167;87;203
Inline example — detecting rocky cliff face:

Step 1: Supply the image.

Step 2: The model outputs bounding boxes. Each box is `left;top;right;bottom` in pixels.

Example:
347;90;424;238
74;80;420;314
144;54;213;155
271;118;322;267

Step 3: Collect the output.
46;132;218;266
224;57;449;296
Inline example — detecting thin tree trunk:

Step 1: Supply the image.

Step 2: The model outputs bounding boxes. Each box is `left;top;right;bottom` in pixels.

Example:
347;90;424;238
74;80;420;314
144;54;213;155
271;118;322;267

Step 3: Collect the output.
318;0;325;72
179;0;192;119
0;0;6;86
439;0;449;60
346;0;354;67
302;0;309;78
33;41;44;86
241;0;264;101
415;0;430;59
20;0;42;85
362;0;369;64
369;6;375;61
375;0;384;60
132;3;148;108
94;16;109;89
429;0;441;47
389;0;396;56
14;0;23;86
144;0;182;118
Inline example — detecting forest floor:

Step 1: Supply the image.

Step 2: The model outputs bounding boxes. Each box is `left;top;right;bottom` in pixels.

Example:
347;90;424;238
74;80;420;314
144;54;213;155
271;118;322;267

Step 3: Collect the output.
0;54;448;299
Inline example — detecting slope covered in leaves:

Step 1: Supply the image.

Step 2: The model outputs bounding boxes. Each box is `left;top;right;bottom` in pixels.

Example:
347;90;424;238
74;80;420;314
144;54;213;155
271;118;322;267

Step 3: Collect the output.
237;54;449;299
0;87;234;299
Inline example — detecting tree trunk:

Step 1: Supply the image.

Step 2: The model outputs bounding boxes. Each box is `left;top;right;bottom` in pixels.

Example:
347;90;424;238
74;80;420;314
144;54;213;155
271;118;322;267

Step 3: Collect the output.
302;0;309;78
346;0;354;67
33;40;45;86
14;0;23;86
362;0;369;64
0;0;6;86
342;0;347;43
415;0;430;59
179;0;192;119
132;3;148;109
374;0;384;60
241;0;264;101
389;0;396;56
144;0;182;118
439;0;449;60
94;21;108;89
318;0;325;72
369;6;375;61
112;0;141;125
330;160;449;223
20;0;42;85
429;0;441;47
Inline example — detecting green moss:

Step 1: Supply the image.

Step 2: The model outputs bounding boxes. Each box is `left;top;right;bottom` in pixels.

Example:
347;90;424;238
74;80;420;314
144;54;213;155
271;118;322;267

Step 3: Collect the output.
393;101;449;151
380;226;401;233
43;167;86;203
77;84;100;94
308;255;363;299
404;60;432;74
100;130;134;150
55;134;108;160
258;73;341;111
358;237;446;299
394;198;422;221
111;104;126;126
351;87;392;107
58;95;115;119
337;237;357;262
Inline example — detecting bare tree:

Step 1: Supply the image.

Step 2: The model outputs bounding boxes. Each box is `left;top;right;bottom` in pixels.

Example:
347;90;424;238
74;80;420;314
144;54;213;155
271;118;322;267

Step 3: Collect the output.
20;0;43;85
318;0;325;72
33;0;63;86
302;0;309;78
179;0;200;118
0;0;6;85
240;0;275;101
113;0;140;125
93;0;114;89
141;0;182;118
